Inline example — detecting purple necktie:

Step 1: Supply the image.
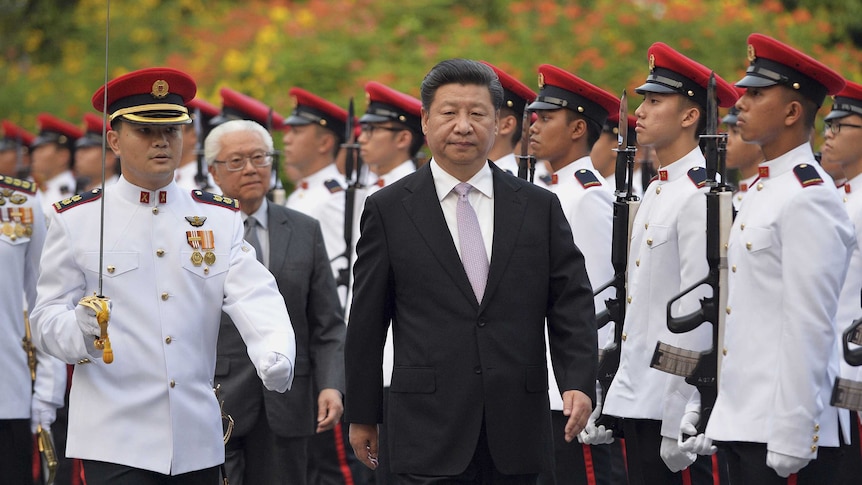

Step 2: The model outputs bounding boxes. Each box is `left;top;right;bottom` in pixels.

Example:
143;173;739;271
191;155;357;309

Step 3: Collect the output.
454;182;489;303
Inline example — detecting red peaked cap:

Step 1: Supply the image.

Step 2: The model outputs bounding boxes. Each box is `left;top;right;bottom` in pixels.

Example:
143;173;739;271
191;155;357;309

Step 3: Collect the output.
825;80;862;122
32;113;84;150
213;88;285;128
92;67;196;125
736;33;845;107
480;61;537;115
187;97;220;119
528;64;619;127
76;113;111;149
284;87;350;140
360;81;422;134
636;42;738;109
1;120;35;148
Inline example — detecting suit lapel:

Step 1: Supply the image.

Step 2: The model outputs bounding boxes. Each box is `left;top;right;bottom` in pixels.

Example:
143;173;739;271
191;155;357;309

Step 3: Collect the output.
402;164;478;307
480;166;526;310
266;203;292;273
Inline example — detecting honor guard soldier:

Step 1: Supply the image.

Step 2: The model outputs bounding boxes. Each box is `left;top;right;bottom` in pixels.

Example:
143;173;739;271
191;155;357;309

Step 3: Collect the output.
30;67;296;485
74;113;120;193
523;64;624;485
703;33;855;483
722;87;763;210
0;120;35;179
206;119;346;485
176;96;221;192
30;114;83;214
601;42;738;485
480;61;550;186
822;80;862;484
0;173;66;485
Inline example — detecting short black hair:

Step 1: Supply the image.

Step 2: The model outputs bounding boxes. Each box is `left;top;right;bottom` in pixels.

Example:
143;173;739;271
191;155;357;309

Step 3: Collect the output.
564;110;602;150
420;59;504;112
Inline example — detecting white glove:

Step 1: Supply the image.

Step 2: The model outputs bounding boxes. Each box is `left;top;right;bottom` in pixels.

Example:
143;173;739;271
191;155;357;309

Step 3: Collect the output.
30;398;57;434
678;411;716;455
75;302;101;337
660;436;696;472
766;450;810;478
578;402;614;445
257;352;293;393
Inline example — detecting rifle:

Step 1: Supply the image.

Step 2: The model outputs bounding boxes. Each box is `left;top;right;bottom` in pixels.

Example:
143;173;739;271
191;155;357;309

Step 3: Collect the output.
830;294;862;411
592;91;640;436
193;106;210;190
334;99;362;312
22;310;37;383
515;108;535;182
267;107;286;205
649;73;731;435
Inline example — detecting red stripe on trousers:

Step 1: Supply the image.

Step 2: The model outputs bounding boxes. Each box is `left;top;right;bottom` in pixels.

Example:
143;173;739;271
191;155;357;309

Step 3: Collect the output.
788;474;797;485
333;422;355;485
581;443;597;485
681;466;692;485
712;453;720;485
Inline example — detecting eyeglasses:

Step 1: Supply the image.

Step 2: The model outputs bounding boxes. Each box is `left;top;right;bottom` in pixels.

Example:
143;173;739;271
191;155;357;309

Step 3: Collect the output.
213;152;273;172
826;122;862;135
360;124;404;136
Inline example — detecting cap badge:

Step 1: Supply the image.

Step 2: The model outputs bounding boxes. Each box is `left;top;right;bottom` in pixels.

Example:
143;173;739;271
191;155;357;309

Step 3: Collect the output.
747;44;756;63
185;215;207;227
291;95;299;109
151;80;170;99
538;73;545;89
648;54;655;72
365;92;372;108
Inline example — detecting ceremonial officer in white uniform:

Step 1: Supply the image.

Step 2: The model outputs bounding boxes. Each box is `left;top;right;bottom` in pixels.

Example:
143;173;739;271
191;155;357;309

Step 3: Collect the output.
822;79;862;484
602;42;738;484
705;34;855;483
525;63;622;485
0;120;35;179
30;67;296;485
0;175;66;484
30;114;82;214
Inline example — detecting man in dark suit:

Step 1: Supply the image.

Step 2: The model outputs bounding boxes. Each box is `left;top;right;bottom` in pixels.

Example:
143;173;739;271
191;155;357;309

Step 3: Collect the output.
345;58;598;484
207;119;346;485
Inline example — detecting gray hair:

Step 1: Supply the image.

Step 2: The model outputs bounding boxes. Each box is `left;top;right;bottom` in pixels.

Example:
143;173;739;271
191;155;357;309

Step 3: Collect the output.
204;119;274;164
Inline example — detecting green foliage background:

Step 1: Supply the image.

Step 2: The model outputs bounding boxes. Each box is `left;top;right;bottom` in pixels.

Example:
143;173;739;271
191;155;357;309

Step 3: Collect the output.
3;0;862;132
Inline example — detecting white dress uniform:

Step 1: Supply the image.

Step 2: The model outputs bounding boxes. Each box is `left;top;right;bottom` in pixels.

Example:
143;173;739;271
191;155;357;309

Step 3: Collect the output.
707;143;856;459
603;147;713;439
38;169;76;213
174;161;220;193
492;152;552;188
0;176;66;421
286;163;347;304
733;173;758;212
837;173;862;385
31;176;296;475
546;156;614;410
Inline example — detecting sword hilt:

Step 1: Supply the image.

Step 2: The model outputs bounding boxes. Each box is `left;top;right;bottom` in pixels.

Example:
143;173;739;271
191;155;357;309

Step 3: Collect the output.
79;293;112;364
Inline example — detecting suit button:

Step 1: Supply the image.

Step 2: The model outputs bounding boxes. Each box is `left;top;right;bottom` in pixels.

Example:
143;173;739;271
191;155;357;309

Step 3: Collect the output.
161;292;169;301
156;249;165;257
474;366;482;374
477;320;487;328
621;332;627;341
169;380;176;388
165;336;172;344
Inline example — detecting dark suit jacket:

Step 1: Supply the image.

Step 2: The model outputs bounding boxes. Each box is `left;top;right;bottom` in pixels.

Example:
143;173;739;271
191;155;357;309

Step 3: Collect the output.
215;202;345;438
344;162;597;476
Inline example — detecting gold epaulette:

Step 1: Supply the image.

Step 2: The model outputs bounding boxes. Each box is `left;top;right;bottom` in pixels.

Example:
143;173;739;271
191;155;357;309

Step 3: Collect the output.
0;175;37;195
191;190;240;211
54;188;102;213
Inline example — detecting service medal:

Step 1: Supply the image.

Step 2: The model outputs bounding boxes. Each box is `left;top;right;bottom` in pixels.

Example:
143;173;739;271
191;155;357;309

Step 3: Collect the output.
2;222;13;237
191;251;204;266
200;230;216;266
14;223;25;238
187;231;204;267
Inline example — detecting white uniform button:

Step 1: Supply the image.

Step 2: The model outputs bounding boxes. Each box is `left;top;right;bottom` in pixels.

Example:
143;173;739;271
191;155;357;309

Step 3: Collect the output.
165;336;172;344
722;347;727;356
621;332;627;341
726;306;731;315
656;186;662;194
746;242;752;250
627;296;632;304
169;380;176;388
740;223;745;230
732;265;737;272
152;207;160;215
644;223;649;230
757;183;764;191
156;249;165;257
161;292;169;301
646;238;653;246
635;259;640;267
107;265;116;274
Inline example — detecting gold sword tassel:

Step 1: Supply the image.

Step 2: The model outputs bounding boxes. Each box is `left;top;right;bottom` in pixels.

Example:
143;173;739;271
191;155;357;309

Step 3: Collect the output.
79;293;112;364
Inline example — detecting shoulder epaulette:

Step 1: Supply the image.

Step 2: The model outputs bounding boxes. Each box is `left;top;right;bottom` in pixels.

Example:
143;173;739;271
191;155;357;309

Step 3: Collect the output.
192;190;240;211
54;188;102;213
539;174;554;186
687;167;707;188
324;179;344;193
793;164;823;188
574;169;602;189
0;175;37;195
